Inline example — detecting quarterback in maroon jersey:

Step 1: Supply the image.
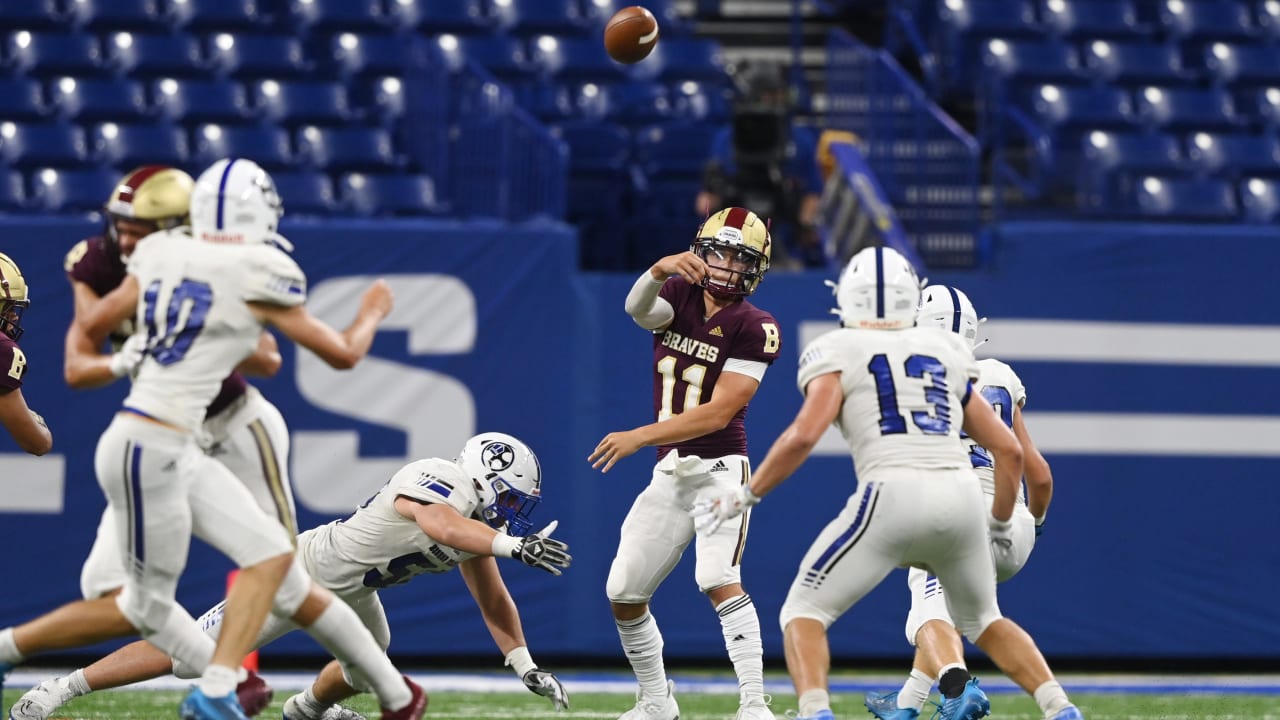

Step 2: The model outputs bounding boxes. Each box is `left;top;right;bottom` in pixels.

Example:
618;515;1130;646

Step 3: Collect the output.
589;207;781;720
0;252;52;456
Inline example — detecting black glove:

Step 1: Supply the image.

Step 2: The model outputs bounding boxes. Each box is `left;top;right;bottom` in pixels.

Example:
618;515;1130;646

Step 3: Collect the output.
522;668;569;710
512;521;572;576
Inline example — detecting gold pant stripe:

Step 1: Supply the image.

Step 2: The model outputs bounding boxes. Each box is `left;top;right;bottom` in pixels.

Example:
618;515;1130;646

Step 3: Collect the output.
732;458;751;566
247;419;296;544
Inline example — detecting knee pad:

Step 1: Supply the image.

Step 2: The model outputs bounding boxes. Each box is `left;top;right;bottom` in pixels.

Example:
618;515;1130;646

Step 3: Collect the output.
694;559;741;594
116;584;173;636
605;558;652;605
272;559;312;617
779;598;834;633
340;661;377;693
172;657;200;680
955;608;1003;644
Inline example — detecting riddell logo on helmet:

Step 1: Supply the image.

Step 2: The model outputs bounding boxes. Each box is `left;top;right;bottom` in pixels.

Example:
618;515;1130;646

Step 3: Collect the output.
200;231;246;244
715;227;743;244
857;319;908;329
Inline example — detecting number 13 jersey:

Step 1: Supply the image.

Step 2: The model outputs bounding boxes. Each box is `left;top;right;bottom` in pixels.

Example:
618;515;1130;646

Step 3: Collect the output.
797;326;979;477
123;229;306;431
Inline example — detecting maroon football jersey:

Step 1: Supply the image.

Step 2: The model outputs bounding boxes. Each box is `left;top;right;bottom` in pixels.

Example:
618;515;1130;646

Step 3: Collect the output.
651;278;781;460
64;236;248;418
0;333;27;393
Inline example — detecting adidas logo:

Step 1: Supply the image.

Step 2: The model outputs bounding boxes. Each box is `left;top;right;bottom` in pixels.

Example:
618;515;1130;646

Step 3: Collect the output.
709;326;724;337
162;460;177;472
710;460;728;472
731;634;746;642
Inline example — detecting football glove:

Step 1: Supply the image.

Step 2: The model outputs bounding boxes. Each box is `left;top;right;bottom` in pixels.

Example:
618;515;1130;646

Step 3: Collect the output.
691;485;760;536
1034;515;1046;538
988;514;1015;566
522;668;569;710
109;334;148;378
511;521;572;576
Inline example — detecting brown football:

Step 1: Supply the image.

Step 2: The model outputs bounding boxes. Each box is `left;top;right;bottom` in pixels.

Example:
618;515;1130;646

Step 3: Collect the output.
604;6;659;64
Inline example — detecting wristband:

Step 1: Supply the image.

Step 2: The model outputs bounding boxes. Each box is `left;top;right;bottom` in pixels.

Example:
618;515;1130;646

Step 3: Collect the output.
491;533;520;558
504;646;537;677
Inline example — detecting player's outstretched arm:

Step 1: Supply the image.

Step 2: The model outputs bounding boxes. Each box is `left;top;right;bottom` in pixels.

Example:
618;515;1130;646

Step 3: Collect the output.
393;497;572;575
1012;404;1053;530
236;331;283;378
251;279;392;369
0;388;52;455
962;390;1024;523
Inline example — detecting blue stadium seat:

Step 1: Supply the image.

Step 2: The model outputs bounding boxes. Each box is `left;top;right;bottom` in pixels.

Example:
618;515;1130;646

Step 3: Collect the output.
1159;0;1256;42
7;31;106;77
0;169;26;210
296;126;399;170
1132;175;1238;219
981;38;1085;90
66;0;166;31
152;78;254;124
600;82;674;123
1185;131;1280;177
191;123;293;169
531;36;623;81
340;172;445;216
208;35;311;79
0;122;88;167
331;33;406;78
1040;0;1148;39
271;170;340;215
93;122;188;168
0;78;50;120
29;167;118;212
167;0;266;31
670;80;731;122
1203;42;1280;87
1027;84;1138;133
1245;86;1280;129
1082;40;1196;86
634;122;719;178
0;0;65;29
933;0;1041;92
106;33;209;78
1255;0;1280;41
367;76;405;122
640;38;727;83
1239;177;1280;221
1077;130;1183;211
386;0;492;34
493;0;590;36
287;0;387;32
50;77;150;122
454;35;535;80
551;121;631;172
1136;86;1240;130
254;80;352;126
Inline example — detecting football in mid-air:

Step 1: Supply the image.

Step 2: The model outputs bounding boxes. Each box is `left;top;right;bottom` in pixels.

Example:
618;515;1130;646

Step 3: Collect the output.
604;6;659;64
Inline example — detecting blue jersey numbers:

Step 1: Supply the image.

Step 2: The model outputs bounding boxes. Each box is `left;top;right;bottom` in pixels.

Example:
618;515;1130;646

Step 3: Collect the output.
868;353;952;436
142;278;213;366
964;385;1013;469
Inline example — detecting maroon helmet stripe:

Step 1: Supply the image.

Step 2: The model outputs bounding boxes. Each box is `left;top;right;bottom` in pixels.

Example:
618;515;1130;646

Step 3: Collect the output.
724;207;749;229
116;165;166;201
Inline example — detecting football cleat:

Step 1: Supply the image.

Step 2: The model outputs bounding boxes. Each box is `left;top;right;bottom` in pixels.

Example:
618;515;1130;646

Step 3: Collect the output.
1046;707;1083;720
735;694;777;720
178;687;250;720
863;690;920;720
378;677;427;720
235;670;272;717
320;706;367;720
618;679;679;720
933;679;989;720
784;710;835;720
9;676;76;720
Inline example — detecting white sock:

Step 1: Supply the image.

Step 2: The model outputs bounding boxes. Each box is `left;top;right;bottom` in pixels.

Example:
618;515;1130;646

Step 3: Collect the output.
68;669;92;696
616;611;668;700
302;600;411;711
291;688;331;719
797;688;830;717
197;664;239;698
715;594;765;703
141;606;216;678
1033;680;1072;716
0;627;25;664
899;668;934;711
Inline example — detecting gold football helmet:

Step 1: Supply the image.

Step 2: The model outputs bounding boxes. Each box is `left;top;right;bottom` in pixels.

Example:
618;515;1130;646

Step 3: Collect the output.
0;252;30;342
692;206;772;298
104;165;195;252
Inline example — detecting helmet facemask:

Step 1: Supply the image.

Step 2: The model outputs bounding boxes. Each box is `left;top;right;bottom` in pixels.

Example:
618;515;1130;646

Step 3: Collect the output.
457;434;543;538
481;478;541;537
0;255;29;342
694;239;769;299
0;299;27;342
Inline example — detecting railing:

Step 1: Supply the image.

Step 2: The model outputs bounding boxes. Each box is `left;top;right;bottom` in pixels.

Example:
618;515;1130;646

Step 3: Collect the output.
820;140;926;270
825;30;984;268
403;37;567;221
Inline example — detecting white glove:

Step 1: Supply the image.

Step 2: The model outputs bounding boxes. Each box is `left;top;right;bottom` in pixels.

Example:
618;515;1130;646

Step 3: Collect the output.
492;521;572;576
988;514;1015;566
109;334;148;378
691;485;760;536
522;668;570;710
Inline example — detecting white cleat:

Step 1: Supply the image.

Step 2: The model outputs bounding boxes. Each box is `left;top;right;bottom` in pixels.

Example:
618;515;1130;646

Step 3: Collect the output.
735;694;777;720
8;677;76;720
618;679;680;720
282;692;367;720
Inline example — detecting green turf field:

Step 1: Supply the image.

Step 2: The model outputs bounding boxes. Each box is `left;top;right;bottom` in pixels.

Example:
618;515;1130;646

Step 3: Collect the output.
5;688;1280;720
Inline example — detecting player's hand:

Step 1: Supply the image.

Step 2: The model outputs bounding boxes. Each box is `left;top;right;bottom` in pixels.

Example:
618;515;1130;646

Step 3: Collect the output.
522;668;570;710
691;485;760;536
512;521;572;576
108;334;148;378
651;251;708;286
359;279;394;320
988;514;1015;565
588;430;645;473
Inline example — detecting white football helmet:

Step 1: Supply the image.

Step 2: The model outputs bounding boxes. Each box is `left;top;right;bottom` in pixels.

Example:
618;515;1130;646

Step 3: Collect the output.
457;432;543;537
189;158;285;247
832;245;922;329
918;285;982;348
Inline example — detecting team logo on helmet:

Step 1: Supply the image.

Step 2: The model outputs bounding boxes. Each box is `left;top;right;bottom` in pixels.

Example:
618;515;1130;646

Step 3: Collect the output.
481;441;517;472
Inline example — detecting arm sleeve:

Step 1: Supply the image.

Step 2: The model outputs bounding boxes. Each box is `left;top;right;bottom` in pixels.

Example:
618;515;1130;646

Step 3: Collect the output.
624;272;674;331
243;246;307;307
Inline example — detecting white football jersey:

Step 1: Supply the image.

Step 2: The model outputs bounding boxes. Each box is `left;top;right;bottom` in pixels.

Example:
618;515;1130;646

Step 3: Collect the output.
122;228;305;431
966;357;1028;498
300;458;480;598
797;326;979;477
